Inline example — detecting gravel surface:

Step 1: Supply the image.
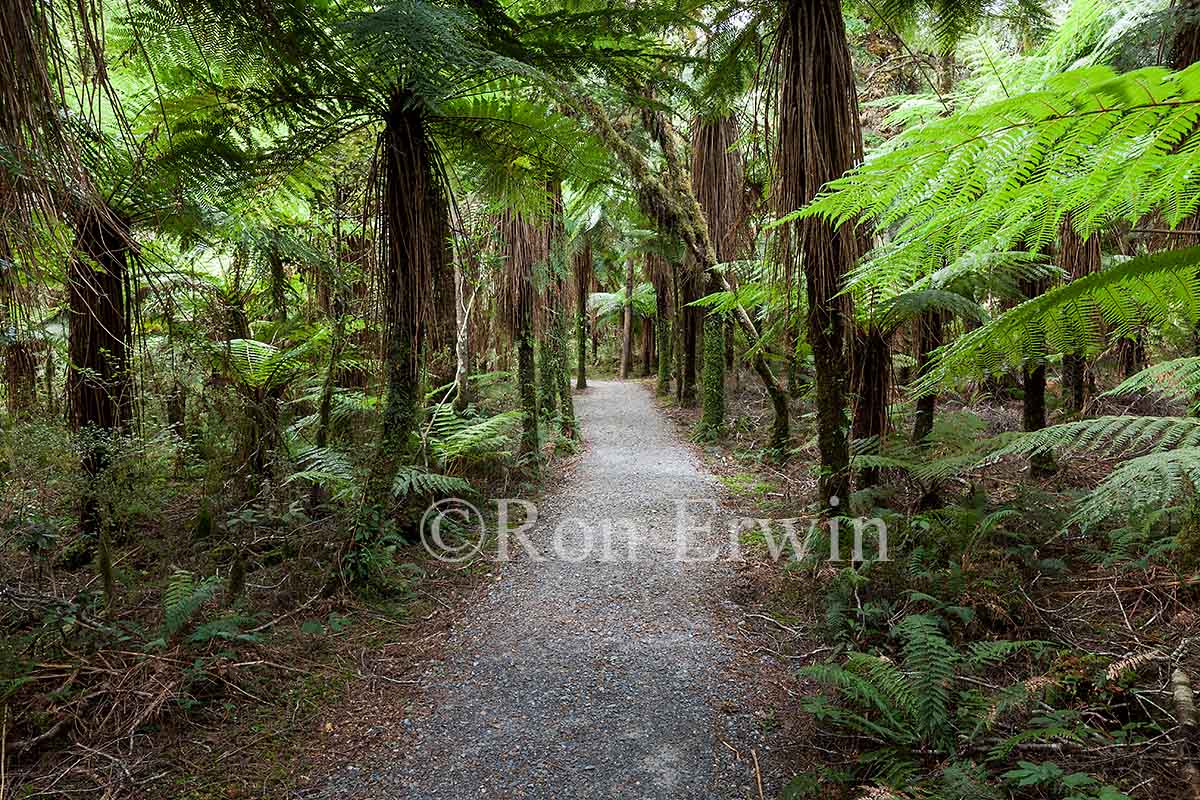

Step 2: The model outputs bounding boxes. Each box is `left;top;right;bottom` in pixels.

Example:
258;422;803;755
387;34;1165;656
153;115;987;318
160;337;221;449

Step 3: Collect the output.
301;380;775;799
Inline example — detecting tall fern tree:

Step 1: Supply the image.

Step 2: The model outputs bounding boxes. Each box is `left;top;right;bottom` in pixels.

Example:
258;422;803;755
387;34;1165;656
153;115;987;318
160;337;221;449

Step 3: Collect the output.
690;113;744;436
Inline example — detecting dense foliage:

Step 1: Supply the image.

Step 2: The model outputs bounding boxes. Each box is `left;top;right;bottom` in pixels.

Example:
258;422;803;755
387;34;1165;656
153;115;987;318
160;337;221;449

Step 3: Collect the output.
4;0;1200;796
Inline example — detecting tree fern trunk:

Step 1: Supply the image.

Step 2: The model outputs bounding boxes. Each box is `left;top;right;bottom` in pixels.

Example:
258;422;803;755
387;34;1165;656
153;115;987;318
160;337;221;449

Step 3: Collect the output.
1020;274;1056;478
68;203;134;605
912;310;943;444
641;317;653;377
517;325;539;465
268;244;288;322
553;277;577;440
620;254;633;380
358;89;445;550
574;238;590;389
681;268;698;406
655;271;671;395
1059;216;1099;413
700;309;725;434
851;325;888;488
774;0;863;508
69;204;133;539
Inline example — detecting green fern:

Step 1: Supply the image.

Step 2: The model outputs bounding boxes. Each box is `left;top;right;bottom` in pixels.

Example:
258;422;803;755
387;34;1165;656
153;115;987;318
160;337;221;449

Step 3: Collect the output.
160;569;220;642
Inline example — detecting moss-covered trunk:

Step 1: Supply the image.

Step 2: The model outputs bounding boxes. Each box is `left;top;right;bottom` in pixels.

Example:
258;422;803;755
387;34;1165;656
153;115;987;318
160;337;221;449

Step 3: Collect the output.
517;324;539;462
700;310;725;434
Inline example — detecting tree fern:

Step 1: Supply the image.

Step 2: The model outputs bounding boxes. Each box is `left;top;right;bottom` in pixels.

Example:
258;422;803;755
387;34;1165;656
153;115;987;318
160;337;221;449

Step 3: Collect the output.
914;248;1200;391
1104;355;1200;403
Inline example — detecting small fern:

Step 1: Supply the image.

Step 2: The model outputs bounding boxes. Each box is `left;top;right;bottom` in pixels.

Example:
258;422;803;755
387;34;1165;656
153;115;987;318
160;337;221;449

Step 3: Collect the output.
160;569;220;642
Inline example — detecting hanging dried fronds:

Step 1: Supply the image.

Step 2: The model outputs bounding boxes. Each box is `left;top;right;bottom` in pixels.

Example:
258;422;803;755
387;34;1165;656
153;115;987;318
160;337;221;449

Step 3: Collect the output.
689;115;745;265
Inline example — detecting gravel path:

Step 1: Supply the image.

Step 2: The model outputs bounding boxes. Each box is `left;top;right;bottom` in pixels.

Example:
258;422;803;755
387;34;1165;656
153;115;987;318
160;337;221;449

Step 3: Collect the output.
303;380;775;799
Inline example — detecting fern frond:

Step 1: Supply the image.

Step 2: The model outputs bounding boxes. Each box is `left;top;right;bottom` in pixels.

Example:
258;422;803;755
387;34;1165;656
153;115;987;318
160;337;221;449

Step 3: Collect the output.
915;248;1200;391
1104;356;1200;403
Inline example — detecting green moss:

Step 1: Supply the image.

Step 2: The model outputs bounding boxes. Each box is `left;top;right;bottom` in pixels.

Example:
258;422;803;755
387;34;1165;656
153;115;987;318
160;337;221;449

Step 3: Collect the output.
655;314;671;395
699;312;725;434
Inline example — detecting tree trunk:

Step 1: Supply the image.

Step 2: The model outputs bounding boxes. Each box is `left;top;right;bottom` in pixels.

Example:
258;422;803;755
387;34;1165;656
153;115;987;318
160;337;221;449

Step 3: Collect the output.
1021;275;1056;478
641;316;653;377
700;308;725;433
452;263;474;414
774;0;864;508
358;89;445;544
911;310;944;444
1059;216;1100;413
681;268;698;405
575;239;590;389
517;326;539;462
309;296;345;513
268;244;288;323
1173;0;1200;69
554;275;577;439
69;204;133;541
539;336;557;417
655;270;671;395
620;254;634;379
68;203;133;605
851;325;889;488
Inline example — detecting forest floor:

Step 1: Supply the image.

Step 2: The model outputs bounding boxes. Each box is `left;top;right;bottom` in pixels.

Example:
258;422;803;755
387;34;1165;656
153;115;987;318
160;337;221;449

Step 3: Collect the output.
292;379;801;799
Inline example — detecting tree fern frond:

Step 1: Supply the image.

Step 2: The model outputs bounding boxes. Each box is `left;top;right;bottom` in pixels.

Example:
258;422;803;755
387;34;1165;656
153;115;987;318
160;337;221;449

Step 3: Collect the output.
1105;356;1200;403
915;248;1200;391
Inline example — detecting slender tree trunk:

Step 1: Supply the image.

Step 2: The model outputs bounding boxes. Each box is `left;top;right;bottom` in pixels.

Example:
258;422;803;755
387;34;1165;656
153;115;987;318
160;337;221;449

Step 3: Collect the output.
309;295;345;513
517;326;539;460
68;203;134;605
911;310;944;444
1021;275;1056;478
774;0;864;508
850;325;888;488
786;318;803;398
44;345;56;418
641;317;653;377
539;337;557;416
1059;217;1100;413
654;269;671;395
452;263;474;414
268;244;288;323
575;238;590;389
620;255;634;379
681;268;698;405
